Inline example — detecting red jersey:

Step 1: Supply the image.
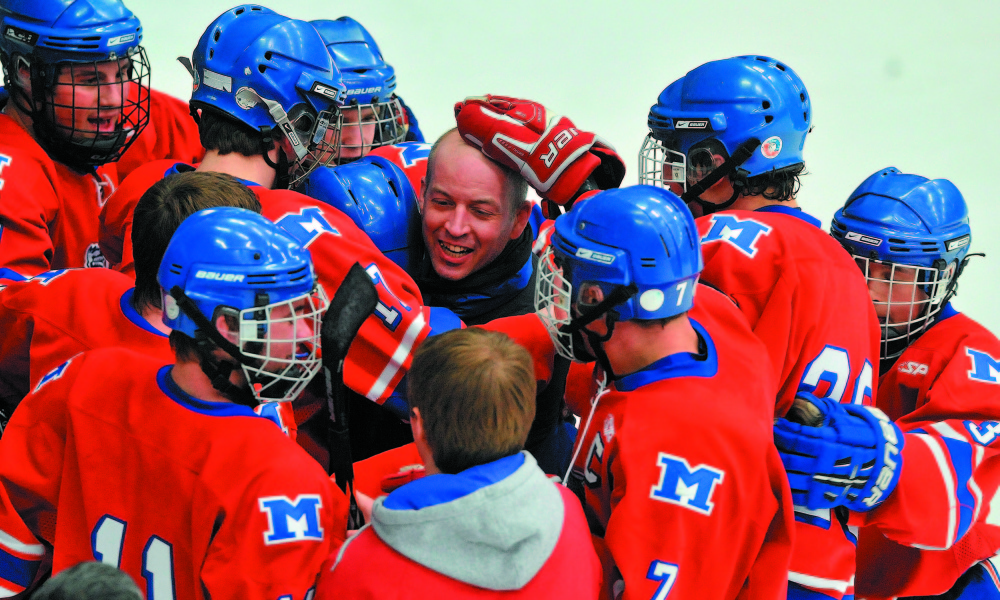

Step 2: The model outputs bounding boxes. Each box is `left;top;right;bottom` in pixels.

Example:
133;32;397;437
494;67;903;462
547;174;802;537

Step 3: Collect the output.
696;206;881;599
115;89;204;181
0;268;170;410
0;349;347;598
100;161;432;404
851;308;1000;598
0;114;117;277
492;287;793;599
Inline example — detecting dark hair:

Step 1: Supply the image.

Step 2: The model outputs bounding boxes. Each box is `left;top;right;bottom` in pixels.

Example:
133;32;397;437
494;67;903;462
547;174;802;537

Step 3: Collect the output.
689;137;804;202
425;128;529;219
131;170;261;313
32;562;143;600
197;107;266;157
735;162;805;202
408;328;535;474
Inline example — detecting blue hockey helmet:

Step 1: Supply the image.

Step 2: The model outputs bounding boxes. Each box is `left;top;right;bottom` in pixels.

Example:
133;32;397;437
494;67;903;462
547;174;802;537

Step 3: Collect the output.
831;167;973;362
297;155;420;275
639;56;811;212
536;185;702;363
311;17;406;163
0;0;150;168
187;6;346;186
159;206;329;403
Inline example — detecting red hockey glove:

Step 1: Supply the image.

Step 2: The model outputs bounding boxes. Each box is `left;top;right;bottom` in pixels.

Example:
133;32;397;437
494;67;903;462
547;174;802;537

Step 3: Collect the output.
454;95;624;209
380;464;427;493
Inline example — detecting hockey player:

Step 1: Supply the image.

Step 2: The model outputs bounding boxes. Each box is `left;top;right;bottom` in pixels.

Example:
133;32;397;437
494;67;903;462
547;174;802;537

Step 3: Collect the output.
99;6;439;415
0;0;151;276
311;16;419;165
529;184;792;599
0;171;261;427
776;168;1000;599
316;328;601;598
0;207;348;598
638;55;880;598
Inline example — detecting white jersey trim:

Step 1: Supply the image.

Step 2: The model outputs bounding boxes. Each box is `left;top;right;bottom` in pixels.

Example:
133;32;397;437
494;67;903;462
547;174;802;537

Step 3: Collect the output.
0;530;43;556
365;312;427;402
787;571;853;593
914;432;957;549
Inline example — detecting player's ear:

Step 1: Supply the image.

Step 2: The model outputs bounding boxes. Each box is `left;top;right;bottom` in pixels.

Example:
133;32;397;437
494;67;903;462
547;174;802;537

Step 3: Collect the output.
508;201;532;240
214;313;239;344
418;178;427;213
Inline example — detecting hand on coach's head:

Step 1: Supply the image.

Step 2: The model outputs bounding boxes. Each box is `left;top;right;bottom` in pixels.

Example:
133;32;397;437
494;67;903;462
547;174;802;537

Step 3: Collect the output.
418;129;530;282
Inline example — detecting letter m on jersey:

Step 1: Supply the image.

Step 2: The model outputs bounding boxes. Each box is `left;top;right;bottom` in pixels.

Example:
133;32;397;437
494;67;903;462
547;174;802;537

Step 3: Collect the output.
258;495;324;545
649;453;725;516
967;348;1000;384
700;214;772;258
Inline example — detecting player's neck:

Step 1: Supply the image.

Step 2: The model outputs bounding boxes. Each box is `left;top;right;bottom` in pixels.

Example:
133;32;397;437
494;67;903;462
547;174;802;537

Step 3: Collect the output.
730;193;799;211
171;356;241;404
139;306;172;335
197;150;277;189
4;103;34;138
606;316;699;376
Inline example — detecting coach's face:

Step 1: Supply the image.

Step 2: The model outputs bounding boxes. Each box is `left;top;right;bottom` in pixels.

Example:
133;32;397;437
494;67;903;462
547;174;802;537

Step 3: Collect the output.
419;131;529;281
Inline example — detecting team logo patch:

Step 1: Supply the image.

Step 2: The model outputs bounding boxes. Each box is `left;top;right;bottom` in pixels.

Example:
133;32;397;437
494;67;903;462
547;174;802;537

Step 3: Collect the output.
650;453;725;515
846;231;882;246
761;136;782;159
84;244;109;269
603;414;615;443
967;348;1000;384
258;495;325;545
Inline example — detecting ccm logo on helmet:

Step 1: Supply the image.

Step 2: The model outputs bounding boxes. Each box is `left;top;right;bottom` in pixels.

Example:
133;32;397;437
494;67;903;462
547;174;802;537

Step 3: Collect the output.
194;270;245;283
4;26;38;46
346;87;382;95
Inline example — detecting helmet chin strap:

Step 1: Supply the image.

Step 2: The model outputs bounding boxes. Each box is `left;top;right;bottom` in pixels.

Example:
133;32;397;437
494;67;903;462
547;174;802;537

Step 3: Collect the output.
681;137;760;216
559;283;638;380
260;125;292;190
169;286;258;407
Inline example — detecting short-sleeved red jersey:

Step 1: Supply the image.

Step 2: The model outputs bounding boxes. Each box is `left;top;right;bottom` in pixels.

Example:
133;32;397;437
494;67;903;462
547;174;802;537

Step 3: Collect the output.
0;349;348;598
852;308;1000;599
99;161;432;404
0;114;117;277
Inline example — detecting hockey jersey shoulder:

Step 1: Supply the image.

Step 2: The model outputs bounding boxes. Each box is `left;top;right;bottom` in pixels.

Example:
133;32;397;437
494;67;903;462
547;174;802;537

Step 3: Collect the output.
116;89;203;181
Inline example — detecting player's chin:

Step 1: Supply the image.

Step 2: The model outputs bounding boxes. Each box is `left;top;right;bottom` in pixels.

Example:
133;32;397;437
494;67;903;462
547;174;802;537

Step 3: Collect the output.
429;244;479;281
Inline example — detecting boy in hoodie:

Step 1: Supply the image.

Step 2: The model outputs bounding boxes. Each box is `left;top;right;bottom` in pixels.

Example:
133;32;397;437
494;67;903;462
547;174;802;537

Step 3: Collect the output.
315;327;600;598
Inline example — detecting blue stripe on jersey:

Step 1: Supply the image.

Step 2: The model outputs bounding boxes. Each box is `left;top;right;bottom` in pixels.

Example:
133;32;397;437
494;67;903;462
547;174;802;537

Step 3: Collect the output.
941;435;976;541
119;289;169;337
754;204;822;228
0;268;26;283
0;547;39;589
615;319;718;391
157;366;259;418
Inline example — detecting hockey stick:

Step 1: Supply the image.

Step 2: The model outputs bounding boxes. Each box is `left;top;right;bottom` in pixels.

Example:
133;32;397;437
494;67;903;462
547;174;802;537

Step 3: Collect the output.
321;262;378;529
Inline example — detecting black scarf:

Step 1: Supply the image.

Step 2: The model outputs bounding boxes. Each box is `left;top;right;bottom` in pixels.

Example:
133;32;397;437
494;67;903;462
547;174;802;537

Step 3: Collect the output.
416;227;535;324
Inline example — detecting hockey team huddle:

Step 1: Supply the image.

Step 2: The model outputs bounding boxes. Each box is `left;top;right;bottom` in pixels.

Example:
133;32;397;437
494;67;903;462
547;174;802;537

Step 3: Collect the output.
0;1;996;599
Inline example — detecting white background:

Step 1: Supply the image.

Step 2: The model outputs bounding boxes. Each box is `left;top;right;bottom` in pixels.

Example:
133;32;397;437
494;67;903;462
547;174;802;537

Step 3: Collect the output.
129;0;1000;333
